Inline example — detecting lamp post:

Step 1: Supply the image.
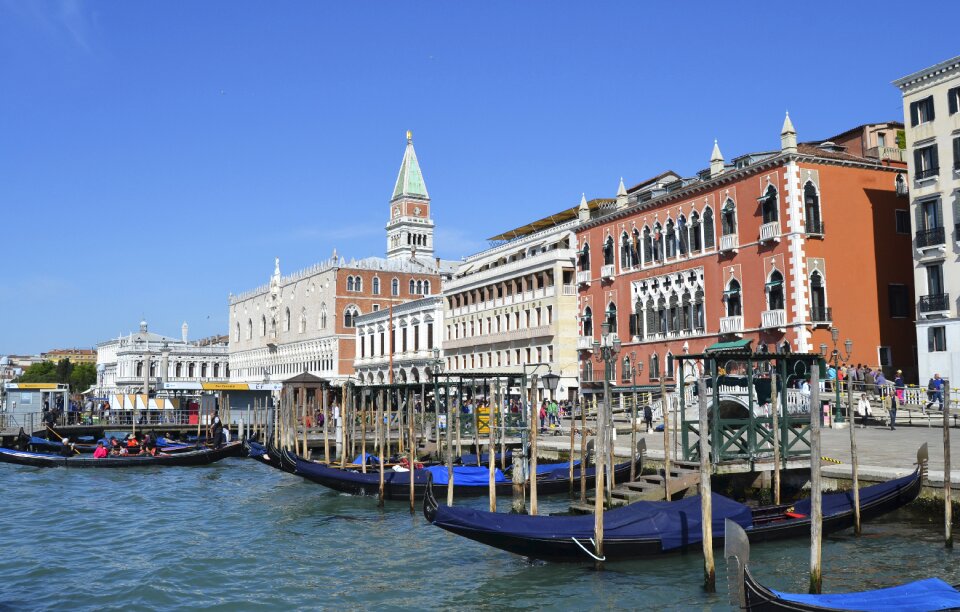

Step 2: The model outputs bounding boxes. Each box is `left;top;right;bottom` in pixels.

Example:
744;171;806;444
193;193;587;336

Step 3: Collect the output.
431;347;444;459
820;326;853;425
591;316;621;563
629;351;644;482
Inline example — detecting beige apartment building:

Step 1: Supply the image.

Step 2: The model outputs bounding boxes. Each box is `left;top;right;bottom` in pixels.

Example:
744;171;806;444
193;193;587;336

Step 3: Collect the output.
894;56;960;387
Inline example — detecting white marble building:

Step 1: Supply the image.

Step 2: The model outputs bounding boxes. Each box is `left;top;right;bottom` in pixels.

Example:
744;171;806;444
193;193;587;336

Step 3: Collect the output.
95;320;229;395
353;296;443;384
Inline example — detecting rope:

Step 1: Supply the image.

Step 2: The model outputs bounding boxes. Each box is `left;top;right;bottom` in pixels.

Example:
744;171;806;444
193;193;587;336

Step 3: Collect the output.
570;537;606;562
821;456;842;464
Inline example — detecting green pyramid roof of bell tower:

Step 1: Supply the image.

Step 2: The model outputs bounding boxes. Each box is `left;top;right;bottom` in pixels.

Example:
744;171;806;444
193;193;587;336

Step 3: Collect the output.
392;131;429;200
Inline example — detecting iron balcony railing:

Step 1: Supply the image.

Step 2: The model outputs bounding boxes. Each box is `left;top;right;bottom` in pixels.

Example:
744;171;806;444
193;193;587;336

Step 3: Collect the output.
916;226;946;248
810;305;833;323
806;220;825;235
919;293;950;313
915;167;939;181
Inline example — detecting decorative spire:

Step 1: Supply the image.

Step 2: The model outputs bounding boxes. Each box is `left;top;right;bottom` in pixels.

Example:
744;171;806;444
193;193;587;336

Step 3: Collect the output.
781;112;797;154
392;130;429;200
578;193;590;221
616;178;628;209
617;177;627;197
710;140;725;177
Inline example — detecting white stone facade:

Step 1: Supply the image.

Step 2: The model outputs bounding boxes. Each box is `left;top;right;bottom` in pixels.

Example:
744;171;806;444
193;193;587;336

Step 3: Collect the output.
95;320;229;395
354;296;443;384
895;56;960;387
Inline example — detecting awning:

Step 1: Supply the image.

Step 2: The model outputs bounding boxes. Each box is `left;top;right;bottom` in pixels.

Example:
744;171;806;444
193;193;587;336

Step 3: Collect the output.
706;339;753;353
723;288;740;295
765;280;783;288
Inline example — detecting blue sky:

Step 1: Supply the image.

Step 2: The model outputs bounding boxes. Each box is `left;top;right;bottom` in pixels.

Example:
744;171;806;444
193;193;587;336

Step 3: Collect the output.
1;1;957;354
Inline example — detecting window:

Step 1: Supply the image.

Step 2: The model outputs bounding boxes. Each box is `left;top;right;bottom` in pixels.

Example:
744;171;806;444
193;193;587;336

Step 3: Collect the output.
391;278;399;296
298;308;306;333
761;185;778;224
606;303;617;334
355;276;362;292
928;326;947;352
689;212;701;252
650;353;660;380
895;210;910;234
319;305;327;329
950;87;960;115
665;220;676;258
665;353;674;379
877;132;886;148
919;198;943;232
721;199;737;235
910;96;935;126
878;346;893;367
914;144;939;180
804;183;822;234
926;263;944;296
725;280;742;316
888;284;909;318
653;223;664;261
582;307;593;336
423;280;431;295
284;308;291;332
702;207;715;248
260;315;267;337
767;271;784;310
234;322;240;341
678;215;688;255
810;272;827;321
578;243;591;271
953;136;960;171
246;319;252;340
603;236;615;266
343;306;360;328
409;279;416;294
372;277;380;295
372;304;380;312
642;227;653;263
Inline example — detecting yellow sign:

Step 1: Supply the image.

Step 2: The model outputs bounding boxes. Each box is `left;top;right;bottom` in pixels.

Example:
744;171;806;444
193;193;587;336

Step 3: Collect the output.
201;383;249;391
11;383;61;390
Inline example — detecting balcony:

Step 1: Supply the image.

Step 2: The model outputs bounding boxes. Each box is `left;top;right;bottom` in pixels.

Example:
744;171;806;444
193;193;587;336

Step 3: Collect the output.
810;305;832;324
719;233;739;253
562;284;577;296
759;221;781;243
719;315;744;334
577;336;594;352
916;227;946;250
601;264;615;280
915;167;939;182
864;146;906;162
919;293;950;315
577;270;591;286
761;309;786;329
806;220;825;236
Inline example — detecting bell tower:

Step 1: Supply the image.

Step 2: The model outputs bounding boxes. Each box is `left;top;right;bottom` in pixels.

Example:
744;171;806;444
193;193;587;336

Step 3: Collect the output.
386;131;434;261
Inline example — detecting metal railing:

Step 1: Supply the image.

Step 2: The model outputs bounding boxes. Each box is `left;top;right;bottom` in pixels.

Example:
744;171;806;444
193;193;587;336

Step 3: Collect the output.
806;219;825;235
915;167;939;180
916;226;945;248
919;293;950;313
810;305;832;323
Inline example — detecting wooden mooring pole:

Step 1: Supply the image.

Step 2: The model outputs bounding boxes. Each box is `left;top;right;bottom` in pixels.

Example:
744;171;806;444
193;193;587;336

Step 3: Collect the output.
580;396;588;503
378;389;385;508
488;382;496;513
569;401;576;495
697;377;715;592
360;390;368;474
446;385;455;507
593;386;606;568
809;365;822;594
661;376;671;500
409;387;415;514
945;386;952;549
847;377;861;535
529;374;539;516
771;371;781;505
323;386;330;464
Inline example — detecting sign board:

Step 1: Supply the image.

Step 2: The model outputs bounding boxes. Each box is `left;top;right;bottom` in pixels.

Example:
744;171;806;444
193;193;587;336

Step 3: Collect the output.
4;383;63;390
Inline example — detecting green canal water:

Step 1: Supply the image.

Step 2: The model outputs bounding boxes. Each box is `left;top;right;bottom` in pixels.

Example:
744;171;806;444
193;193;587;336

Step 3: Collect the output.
1;457;957;611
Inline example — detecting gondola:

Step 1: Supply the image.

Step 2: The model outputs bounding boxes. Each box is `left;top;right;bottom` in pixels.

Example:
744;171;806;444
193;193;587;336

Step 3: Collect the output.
267;443;624;501
422;445;927;562
26;435;205;456
243;440;298;474
724;518;960;611
0;441;244;468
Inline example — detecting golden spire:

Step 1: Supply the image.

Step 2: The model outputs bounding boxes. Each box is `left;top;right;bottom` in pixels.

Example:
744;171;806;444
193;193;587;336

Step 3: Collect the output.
406;130;413;143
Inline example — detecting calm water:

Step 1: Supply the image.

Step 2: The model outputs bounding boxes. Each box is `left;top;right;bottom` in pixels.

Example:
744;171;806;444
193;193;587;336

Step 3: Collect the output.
1;457;958;611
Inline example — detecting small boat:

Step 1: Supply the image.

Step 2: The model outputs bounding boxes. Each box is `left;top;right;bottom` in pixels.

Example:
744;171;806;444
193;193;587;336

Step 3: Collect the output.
0;441;244;468
244;440;297;474
724;517;960;611
260;443;619;501
423;445;926;562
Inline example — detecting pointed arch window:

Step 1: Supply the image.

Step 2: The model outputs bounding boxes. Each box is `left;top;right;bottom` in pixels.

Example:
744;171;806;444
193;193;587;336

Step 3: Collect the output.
582;307;593;337
657;296;667;334
260;315;267;337
695;288;705;330
409;279;416;294
804;182;823;234
681;290;692;331
761;185;779;224
725;280;742;316
603;236;615;266
372;277;381;295
622;356;631;382
175;362;183;378
810;271;827;321
247;319;253;340
631;228;641;267
650;353;660;380
721;199;737;235
702;207;715;248
391;278;400;296
298;308;307;333
319;304;328;330
645;298;656;339
669;294;680;332
347;276;355;292
678;215;689;255
665;220;677;258
578;243;591;271
690;212;702;252
767;270;785;311
642;227;653;264
284;308;291;332
423;280;431;295
665;352;675;379
620;232;632;269
653;223;664;261
343;306;360;328
605;303;617;333
355;276;362;292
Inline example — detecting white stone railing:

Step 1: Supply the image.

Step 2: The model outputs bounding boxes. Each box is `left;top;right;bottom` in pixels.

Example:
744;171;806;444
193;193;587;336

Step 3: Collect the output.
601;264;615;279
577;270;592;285
562;284;577;296
759;221;781;243
719;315;743;334
719;233;739;252
577;336;594;351
761;309;786;328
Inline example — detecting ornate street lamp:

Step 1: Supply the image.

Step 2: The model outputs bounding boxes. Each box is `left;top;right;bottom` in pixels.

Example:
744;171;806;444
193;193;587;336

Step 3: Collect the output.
591;319;621;507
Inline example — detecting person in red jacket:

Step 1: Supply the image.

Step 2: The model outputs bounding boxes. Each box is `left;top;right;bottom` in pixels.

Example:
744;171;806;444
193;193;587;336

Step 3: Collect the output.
92;441;108;459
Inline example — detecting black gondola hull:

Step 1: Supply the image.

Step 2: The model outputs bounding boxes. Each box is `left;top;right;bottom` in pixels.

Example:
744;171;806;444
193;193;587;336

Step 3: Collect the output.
0;441;243;468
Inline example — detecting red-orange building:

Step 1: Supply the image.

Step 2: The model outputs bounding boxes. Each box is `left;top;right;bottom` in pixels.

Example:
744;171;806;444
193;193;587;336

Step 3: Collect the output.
574;116;916;385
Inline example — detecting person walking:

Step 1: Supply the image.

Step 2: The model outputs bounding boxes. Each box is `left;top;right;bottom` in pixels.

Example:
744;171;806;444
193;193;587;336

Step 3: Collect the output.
928;373;945;409
643;404;653;433
888;393;898;430
894;370;905;405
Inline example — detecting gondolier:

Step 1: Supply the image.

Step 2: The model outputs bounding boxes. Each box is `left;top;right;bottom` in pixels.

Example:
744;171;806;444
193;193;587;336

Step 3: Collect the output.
209;410;224;449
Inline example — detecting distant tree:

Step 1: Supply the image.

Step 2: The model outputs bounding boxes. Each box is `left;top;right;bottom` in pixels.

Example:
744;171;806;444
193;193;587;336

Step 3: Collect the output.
55;358;74;385
16;361;57;383
69;363;97;394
